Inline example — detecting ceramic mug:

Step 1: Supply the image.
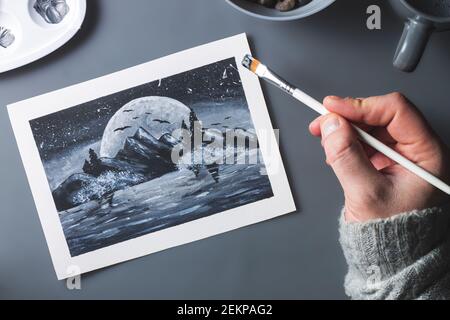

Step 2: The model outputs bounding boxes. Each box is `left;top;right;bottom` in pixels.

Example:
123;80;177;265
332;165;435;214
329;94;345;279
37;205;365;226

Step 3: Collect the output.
390;0;450;72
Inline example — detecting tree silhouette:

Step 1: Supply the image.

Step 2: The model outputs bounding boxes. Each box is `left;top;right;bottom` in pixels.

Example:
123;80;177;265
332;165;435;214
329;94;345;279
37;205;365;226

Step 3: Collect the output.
181;120;188;131
83;149;103;176
189;110;199;137
89;149;101;167
82;160;92;174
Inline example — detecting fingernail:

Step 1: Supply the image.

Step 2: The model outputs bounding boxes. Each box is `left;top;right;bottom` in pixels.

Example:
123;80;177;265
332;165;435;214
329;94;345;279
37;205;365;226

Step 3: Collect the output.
322;117;340;138
310;117;320;127
325;96;341;104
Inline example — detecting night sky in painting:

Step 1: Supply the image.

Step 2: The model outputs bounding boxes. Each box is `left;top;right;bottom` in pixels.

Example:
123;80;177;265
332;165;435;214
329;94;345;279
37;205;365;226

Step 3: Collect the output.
30;58;244;160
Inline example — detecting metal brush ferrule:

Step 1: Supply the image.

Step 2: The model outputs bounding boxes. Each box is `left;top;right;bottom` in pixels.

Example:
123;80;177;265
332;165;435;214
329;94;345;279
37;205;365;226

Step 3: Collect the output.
260;67;296;96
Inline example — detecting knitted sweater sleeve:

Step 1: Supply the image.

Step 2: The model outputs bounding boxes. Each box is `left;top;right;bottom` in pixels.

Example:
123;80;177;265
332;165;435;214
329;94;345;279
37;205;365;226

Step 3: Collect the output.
339;206;450;300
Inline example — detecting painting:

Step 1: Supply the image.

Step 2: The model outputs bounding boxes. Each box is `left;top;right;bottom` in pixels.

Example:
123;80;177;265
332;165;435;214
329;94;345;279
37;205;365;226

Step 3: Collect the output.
8;34;295;279
30;57;274;257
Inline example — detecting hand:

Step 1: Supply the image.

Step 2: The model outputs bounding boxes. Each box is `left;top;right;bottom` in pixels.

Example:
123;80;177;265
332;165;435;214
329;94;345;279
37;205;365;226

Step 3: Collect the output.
309;93;450;222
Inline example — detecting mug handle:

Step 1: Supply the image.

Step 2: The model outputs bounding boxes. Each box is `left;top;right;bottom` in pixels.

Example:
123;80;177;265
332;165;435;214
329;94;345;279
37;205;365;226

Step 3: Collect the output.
393;19;434;72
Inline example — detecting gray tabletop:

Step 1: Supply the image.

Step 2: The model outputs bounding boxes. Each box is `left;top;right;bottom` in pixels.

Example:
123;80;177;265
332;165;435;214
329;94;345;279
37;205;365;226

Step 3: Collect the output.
0;0;449;300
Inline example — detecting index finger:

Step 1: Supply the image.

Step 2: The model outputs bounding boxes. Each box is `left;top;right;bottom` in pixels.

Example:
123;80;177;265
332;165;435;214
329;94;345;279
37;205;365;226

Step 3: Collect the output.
323;93;435;145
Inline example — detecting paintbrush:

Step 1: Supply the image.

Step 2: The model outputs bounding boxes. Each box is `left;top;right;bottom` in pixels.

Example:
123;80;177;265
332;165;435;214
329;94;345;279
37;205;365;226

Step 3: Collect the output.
242;54;450;195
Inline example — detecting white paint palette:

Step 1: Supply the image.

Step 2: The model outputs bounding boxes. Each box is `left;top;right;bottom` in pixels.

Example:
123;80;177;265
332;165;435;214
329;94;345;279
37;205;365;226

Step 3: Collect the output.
0;0;86;73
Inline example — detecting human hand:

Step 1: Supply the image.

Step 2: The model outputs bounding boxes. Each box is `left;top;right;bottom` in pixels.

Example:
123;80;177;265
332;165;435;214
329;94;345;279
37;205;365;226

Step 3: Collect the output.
309;93;450;222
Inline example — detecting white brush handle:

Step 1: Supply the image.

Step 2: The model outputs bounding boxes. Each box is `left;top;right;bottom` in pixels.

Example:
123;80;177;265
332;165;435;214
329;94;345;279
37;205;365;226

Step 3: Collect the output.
293;89;450;195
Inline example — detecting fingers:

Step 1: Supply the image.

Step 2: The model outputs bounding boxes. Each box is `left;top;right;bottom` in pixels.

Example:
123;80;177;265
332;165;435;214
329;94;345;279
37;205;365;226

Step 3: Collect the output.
323;93;434;145
309;117;322;136
310;116;398;170
310;115;380;139
318;114;386;197
369;152;396;171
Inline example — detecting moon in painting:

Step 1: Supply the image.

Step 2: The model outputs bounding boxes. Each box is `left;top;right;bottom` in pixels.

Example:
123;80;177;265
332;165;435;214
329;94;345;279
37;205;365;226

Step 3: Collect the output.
100;96;192;158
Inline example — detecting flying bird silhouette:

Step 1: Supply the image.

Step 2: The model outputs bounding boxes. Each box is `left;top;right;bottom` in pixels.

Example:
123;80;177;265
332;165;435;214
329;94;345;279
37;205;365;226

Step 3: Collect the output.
153;119;171;124
224;116;232;120
114;126;132;132
132;117;140;120
145;112;152;115
211;123;221;126
123;109;134;113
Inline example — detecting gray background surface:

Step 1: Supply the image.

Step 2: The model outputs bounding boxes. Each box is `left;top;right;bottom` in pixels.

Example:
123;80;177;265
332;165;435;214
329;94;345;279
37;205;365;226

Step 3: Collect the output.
0;0;449;300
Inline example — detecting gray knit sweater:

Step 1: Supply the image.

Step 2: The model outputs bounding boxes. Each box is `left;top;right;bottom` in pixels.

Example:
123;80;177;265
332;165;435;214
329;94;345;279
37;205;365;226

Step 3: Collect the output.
339;205;450;300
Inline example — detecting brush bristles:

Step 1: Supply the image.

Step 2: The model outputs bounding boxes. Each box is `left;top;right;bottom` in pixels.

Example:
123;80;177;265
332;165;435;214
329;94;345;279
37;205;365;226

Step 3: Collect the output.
242;54;260;74
250;59;260;73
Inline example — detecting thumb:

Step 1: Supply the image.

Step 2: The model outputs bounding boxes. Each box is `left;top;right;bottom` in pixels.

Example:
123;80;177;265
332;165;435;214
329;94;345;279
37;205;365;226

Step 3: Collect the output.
319;114;386;197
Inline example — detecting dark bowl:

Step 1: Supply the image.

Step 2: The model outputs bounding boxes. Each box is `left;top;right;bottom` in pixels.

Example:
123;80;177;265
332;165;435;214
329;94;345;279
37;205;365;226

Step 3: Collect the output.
226;0;336;21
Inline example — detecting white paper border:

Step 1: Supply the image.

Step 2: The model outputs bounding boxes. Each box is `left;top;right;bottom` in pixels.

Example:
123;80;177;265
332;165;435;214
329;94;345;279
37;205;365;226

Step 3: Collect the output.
8;34;296;280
